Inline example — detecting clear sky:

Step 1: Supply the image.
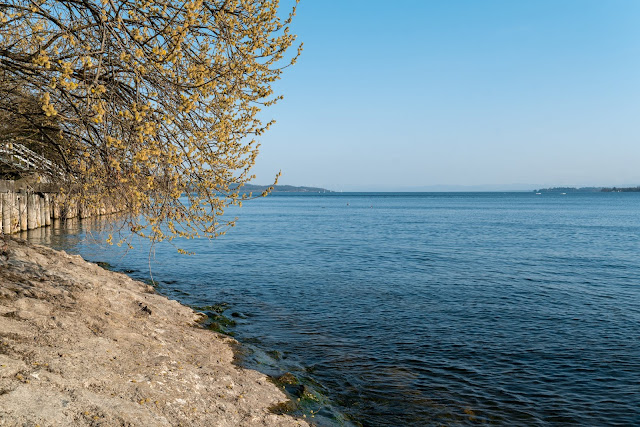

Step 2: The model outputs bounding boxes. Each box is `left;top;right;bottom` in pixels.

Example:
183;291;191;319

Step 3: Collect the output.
251;0;640;191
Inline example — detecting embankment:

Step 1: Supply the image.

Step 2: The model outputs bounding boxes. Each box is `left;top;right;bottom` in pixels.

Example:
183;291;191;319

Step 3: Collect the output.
0;238;308;426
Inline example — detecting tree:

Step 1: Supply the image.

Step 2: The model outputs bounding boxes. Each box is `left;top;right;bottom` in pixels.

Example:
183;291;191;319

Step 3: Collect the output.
0;73;67;178
0;0;301;247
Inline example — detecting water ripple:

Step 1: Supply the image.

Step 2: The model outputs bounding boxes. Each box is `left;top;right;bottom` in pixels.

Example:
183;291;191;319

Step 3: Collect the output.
27;193;640;426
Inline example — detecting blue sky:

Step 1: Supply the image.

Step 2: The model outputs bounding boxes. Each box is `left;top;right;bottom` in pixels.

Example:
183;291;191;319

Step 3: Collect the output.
252;0;640;191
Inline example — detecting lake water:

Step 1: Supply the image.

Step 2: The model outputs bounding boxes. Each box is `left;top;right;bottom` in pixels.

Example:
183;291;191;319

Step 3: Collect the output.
24;192;640;426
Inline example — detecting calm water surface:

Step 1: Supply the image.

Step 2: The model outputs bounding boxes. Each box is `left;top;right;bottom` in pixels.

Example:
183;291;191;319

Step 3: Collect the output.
25;193;640;426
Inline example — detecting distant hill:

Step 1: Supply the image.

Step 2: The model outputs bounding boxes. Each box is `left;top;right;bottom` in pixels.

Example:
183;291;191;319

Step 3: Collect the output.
534;187;602;193
534;186;640;193
235;184;332;193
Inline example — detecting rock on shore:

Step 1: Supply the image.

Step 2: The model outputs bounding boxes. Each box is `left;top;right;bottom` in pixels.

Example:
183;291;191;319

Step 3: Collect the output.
0;238;308;426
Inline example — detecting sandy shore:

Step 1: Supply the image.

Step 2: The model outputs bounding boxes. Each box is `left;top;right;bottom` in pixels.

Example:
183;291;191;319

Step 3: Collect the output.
0;238;309;426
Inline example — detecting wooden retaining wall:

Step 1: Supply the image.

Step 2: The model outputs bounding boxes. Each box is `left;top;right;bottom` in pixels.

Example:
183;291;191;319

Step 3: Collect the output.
0;180;118;235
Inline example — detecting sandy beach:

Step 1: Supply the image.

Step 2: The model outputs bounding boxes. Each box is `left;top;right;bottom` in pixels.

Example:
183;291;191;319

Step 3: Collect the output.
0;237;308;426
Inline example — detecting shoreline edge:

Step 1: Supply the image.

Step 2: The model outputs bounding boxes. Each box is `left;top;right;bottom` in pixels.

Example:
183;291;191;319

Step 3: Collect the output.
0;238;308;426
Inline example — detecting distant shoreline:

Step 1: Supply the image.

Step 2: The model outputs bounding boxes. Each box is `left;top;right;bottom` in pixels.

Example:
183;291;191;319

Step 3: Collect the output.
240;184;333;193
534;186;640;193
240;185;640;194
254;185;640;193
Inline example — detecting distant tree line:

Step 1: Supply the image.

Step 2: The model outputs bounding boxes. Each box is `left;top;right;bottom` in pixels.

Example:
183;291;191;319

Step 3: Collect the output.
601;187;640;192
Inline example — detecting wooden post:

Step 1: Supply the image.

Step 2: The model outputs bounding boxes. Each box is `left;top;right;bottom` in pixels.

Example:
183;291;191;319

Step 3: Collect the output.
11;193;20;233
19;192;27;231
2;193;11;234
80;202;91;219
61;197;69;219
52;195;60;219
39;195;46;227
44;194;51;226
27;193;37;230
34;194;40;228
66;200;77;219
